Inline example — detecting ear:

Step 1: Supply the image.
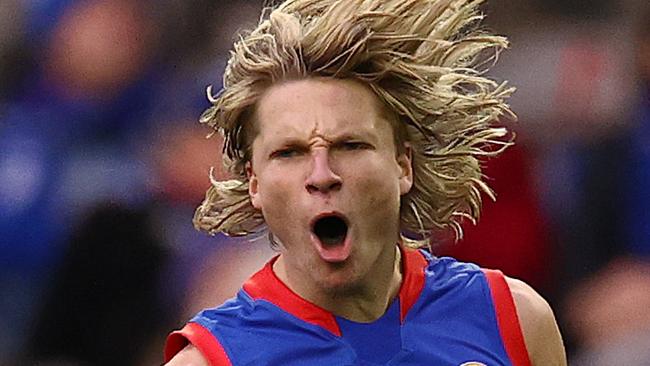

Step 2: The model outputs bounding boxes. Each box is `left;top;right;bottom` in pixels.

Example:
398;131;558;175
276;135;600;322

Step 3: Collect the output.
247;162;262;210
397;143;413;196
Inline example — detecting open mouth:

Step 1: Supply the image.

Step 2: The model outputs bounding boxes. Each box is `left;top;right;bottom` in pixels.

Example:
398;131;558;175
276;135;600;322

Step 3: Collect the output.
312;215;348;246
310;213;352;263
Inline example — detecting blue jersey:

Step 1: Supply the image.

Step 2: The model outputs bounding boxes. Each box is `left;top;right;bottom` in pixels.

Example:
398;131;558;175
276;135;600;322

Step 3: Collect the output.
165;248;531;365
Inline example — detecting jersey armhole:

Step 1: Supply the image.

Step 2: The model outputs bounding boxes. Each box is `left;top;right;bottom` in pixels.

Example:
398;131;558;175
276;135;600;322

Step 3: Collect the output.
482;269;533;366
164;322;233;366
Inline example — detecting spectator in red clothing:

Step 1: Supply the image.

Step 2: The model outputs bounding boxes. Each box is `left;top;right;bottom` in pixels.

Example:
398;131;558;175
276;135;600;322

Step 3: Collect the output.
436;145;553;293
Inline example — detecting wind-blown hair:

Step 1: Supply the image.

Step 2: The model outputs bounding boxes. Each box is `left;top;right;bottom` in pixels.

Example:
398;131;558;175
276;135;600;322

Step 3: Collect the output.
194;0;515;246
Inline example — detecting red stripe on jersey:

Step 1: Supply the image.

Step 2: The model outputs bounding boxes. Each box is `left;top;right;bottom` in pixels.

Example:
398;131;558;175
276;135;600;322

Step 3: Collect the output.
483;269;532;366
242;247;428;335
164;322;232;365
243;256;342;337
398;248;427;322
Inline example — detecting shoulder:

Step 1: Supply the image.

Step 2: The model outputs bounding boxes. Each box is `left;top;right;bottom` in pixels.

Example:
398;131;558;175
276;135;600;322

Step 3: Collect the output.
163;296;249;366
165;345;210;366
423;254;483;278
164;322;234;366
505;276;567;366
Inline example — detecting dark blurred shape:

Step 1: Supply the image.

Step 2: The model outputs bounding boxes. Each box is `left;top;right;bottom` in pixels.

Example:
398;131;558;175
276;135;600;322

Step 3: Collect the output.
0;0;32;100
538;0;615;19
155;0;263;68
637;14;650;85
25;203;168;366
626;11;650;258
557;134;629;291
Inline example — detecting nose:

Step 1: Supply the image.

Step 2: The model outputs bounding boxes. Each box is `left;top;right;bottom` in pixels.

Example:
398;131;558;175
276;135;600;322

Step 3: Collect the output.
305;148;342;194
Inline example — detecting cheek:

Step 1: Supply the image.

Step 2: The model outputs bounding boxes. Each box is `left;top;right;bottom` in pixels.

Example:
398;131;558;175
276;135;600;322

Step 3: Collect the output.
258;177;291;213
255;171;303;232
348;163;402;211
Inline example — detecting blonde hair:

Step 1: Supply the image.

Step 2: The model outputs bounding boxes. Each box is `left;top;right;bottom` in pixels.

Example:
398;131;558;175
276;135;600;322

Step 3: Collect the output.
194;0;515;246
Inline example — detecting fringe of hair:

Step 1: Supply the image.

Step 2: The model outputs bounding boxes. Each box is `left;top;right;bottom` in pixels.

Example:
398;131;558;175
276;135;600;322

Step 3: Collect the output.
193;0;515;246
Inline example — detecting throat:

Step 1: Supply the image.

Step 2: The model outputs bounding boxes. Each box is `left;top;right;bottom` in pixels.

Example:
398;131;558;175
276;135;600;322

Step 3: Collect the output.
273;246;403;322
325;246;403;322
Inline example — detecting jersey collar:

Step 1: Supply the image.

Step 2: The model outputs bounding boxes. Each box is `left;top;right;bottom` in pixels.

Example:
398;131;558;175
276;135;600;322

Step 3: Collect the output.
242;246;428;336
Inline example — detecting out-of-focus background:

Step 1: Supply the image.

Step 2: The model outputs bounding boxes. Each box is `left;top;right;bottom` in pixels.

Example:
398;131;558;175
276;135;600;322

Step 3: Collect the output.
0;0;649;364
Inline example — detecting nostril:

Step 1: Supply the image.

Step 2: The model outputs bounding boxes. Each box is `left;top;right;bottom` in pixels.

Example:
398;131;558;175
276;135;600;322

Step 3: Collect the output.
329;181;342;191
306;180;341;194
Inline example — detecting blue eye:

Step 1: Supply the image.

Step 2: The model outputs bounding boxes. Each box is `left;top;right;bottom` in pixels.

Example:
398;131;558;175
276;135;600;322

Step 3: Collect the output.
272;148;300;159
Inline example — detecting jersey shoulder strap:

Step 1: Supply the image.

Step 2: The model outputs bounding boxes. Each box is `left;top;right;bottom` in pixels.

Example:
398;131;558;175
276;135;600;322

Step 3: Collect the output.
164;321;232;365
482;268;532;366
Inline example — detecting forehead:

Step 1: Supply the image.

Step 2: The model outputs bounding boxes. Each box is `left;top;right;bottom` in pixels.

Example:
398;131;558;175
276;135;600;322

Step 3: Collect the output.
253;78;392;143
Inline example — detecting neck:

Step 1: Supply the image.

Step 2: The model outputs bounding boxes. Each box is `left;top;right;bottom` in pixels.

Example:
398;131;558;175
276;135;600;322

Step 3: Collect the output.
274;245;403;323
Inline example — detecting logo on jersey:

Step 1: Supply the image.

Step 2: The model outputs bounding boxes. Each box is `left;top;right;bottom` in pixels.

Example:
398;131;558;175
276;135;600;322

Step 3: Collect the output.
459;362;487;366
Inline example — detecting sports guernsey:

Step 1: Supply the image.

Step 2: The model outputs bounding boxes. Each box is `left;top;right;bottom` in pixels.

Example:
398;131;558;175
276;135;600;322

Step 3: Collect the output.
165;248;532;366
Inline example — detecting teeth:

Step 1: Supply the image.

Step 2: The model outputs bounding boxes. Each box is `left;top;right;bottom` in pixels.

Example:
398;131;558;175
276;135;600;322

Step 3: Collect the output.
313;216;348;246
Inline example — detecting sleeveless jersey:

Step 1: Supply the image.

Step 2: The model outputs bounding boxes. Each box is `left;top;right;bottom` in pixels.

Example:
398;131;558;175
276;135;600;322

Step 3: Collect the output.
165;248;531;366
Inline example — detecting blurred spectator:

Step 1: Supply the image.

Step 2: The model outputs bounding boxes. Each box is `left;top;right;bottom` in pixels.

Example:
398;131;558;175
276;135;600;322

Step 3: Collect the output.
0;1;264;363
556;6;650;362
179;237;275;321
24;203;168;366
565;258;650;365
0;1;162;361
625;10;650;257
150;123;227;204
1;0;648;364
436;145;555;294
0;0;30;100
44;0;157;100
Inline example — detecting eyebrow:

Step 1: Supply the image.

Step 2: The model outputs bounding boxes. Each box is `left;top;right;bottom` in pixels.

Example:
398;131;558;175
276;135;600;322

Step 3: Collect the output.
268;136;313;150
331;131;377;143
263;120;381;146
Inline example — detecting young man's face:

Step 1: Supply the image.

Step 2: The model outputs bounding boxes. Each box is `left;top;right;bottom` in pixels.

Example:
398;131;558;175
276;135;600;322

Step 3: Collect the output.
248;78;413;293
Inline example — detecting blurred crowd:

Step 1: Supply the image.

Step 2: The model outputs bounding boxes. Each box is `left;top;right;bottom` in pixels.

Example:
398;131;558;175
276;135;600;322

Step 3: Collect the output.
0;0;649;365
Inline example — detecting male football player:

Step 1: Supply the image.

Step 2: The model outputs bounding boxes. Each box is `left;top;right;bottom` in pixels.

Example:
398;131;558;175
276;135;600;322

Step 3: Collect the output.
165;0;566;364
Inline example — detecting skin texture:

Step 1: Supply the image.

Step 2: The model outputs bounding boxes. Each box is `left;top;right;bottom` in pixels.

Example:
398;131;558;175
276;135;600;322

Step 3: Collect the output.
166;78;566;365
248;78;412;321
167;345;208;366
508;277;567;366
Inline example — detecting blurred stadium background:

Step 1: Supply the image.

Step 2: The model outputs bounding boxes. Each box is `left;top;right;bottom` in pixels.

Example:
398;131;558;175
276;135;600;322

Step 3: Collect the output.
0;0;649;364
